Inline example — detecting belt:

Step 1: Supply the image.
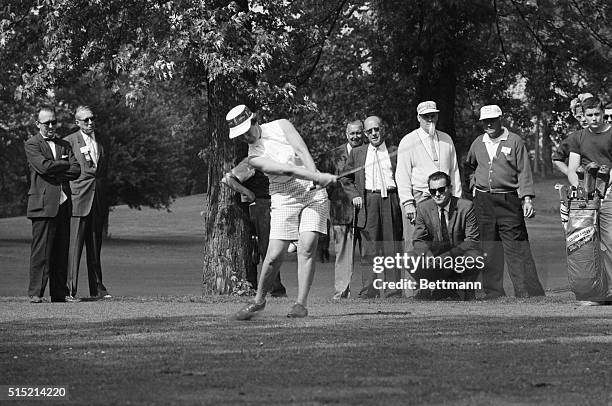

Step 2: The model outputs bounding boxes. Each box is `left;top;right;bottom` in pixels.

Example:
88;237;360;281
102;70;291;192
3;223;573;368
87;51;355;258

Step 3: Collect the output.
365;188;398;194
474;187;517;195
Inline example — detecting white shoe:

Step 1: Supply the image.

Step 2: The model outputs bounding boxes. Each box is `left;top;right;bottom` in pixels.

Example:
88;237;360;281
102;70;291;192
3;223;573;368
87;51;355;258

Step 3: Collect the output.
578;300;605;306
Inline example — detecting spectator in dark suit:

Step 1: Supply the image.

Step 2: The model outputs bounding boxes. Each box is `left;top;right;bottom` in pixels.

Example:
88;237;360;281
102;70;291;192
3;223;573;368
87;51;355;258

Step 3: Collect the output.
326;120;364;299
343;116;403;298
25;106;81;303
65;106;111;300
412;171;482;300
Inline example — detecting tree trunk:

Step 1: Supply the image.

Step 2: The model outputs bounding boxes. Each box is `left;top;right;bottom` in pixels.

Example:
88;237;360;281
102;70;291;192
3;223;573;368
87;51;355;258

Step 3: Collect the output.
533;117;540;175
541;118;553;176
201;81;252;295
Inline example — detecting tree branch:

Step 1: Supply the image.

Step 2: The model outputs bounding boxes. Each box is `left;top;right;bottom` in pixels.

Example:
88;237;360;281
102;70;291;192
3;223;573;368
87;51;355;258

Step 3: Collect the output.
297;0;349;86
569;0;612;49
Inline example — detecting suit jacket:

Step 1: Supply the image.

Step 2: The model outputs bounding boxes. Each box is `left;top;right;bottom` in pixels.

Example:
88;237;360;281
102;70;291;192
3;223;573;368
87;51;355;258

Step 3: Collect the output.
65;131;108;217
24;134;81;218
343;142;398;228
325;143;355;225
413;196;480;257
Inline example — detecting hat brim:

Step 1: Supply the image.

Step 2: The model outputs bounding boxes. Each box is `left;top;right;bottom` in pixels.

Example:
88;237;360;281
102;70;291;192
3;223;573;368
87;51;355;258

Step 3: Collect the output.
418;109;440;115
479;113;502;120
228;113;254;139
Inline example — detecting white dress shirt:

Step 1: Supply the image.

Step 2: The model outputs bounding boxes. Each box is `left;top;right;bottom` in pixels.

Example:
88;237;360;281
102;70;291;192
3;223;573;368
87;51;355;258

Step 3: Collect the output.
81;131;99;166
364;142;396;191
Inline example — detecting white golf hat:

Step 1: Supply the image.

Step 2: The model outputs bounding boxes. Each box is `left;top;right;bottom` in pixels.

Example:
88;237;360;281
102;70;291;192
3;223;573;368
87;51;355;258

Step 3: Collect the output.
479;105;503;120
226;105;254;139
417;101;440;115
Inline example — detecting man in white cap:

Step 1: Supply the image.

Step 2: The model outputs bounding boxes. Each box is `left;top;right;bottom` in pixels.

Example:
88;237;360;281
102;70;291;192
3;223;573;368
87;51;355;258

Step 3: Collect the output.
226;105;337;320
396;101;462;254
465;105;545;299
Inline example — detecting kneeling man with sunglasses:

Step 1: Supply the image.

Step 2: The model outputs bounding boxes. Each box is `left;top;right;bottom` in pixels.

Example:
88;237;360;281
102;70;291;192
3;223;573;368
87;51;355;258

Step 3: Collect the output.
411;171;483;300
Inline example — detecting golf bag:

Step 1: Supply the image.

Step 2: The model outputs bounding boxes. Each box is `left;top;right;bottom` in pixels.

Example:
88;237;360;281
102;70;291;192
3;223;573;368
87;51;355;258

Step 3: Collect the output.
557;164;609;300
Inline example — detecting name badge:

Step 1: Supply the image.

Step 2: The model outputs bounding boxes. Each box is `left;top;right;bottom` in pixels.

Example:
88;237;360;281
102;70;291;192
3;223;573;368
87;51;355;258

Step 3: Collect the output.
80;146;90;153
501;146;511;155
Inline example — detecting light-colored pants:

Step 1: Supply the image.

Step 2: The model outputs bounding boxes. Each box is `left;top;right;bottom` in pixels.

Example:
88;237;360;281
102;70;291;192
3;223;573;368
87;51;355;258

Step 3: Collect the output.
401;190;426;252
332;224;357;299
597;199;612;298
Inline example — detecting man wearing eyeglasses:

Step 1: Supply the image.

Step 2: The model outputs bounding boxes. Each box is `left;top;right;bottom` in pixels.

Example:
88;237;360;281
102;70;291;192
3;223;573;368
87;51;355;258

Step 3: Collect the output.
412;171;481;300
396;101;462;253
465;105;545;300
343;116;403;298
24;106;81;303
65;106;111;300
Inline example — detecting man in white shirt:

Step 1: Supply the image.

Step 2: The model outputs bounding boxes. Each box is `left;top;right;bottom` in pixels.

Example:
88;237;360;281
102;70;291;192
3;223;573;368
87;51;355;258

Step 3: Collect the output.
65;106;111;300
343;116;403;298
396;101;462;252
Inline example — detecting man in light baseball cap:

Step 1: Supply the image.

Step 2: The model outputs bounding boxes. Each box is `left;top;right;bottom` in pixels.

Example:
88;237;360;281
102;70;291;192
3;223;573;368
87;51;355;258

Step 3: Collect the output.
465;104;545;300
396;100;462;269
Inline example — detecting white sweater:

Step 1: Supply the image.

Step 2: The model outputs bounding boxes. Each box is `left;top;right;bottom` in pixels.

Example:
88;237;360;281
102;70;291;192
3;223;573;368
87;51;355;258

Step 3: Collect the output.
395;128;462;205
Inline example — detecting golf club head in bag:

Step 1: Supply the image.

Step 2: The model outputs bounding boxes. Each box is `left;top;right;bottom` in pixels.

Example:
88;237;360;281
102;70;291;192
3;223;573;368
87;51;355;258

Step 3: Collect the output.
596;165;610;199
585;162;600;200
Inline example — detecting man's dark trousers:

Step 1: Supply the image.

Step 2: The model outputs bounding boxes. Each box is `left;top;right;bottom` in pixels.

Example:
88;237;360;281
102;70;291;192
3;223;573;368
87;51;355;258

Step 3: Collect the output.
68;194;107;297
360;190;403;295
473;190;544;297
29;202;71;300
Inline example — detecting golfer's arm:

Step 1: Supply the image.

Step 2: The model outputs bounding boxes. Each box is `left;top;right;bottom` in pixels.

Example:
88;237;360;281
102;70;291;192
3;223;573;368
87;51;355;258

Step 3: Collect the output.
279;119;317;172
248;156;321;183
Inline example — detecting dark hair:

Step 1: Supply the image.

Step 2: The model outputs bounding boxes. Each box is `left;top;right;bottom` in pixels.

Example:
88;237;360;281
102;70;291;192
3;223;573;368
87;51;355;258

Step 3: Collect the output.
428;171;451;187
581;97;602;111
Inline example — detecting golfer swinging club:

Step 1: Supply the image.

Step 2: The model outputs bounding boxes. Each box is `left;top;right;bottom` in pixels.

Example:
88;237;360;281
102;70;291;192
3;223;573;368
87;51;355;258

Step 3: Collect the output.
228;105;337;319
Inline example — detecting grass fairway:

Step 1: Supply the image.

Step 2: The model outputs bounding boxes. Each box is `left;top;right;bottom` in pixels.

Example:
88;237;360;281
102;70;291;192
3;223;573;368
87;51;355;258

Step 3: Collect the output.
1;296;611;405
1;178;611;404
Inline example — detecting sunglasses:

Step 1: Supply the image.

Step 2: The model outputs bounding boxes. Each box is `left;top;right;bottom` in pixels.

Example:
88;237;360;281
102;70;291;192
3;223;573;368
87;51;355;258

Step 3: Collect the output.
429;186;448;195
365;127;380;135
38;120;57;126
78;116;96;123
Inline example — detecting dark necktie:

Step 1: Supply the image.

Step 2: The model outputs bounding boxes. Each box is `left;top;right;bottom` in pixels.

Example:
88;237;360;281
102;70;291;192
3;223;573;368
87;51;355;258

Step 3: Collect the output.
440;208;450;242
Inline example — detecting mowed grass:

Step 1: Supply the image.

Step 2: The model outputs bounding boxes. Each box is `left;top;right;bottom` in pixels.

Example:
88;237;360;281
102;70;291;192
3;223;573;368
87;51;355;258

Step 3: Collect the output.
2;178;611;405
1;297;612;405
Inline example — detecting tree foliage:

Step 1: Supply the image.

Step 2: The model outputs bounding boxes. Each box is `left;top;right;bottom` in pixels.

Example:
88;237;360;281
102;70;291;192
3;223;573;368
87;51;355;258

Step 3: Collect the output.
1;0;610;291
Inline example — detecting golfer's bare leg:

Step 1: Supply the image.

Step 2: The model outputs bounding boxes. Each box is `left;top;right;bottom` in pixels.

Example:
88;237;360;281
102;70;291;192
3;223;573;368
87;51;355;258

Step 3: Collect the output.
296;231;320;306
254;239;289;304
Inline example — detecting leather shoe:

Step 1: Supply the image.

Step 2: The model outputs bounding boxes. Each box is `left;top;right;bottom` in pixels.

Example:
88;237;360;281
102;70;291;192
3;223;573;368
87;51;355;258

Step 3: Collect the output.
287;303;308;318
29;296;43;303
234;301;266;320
